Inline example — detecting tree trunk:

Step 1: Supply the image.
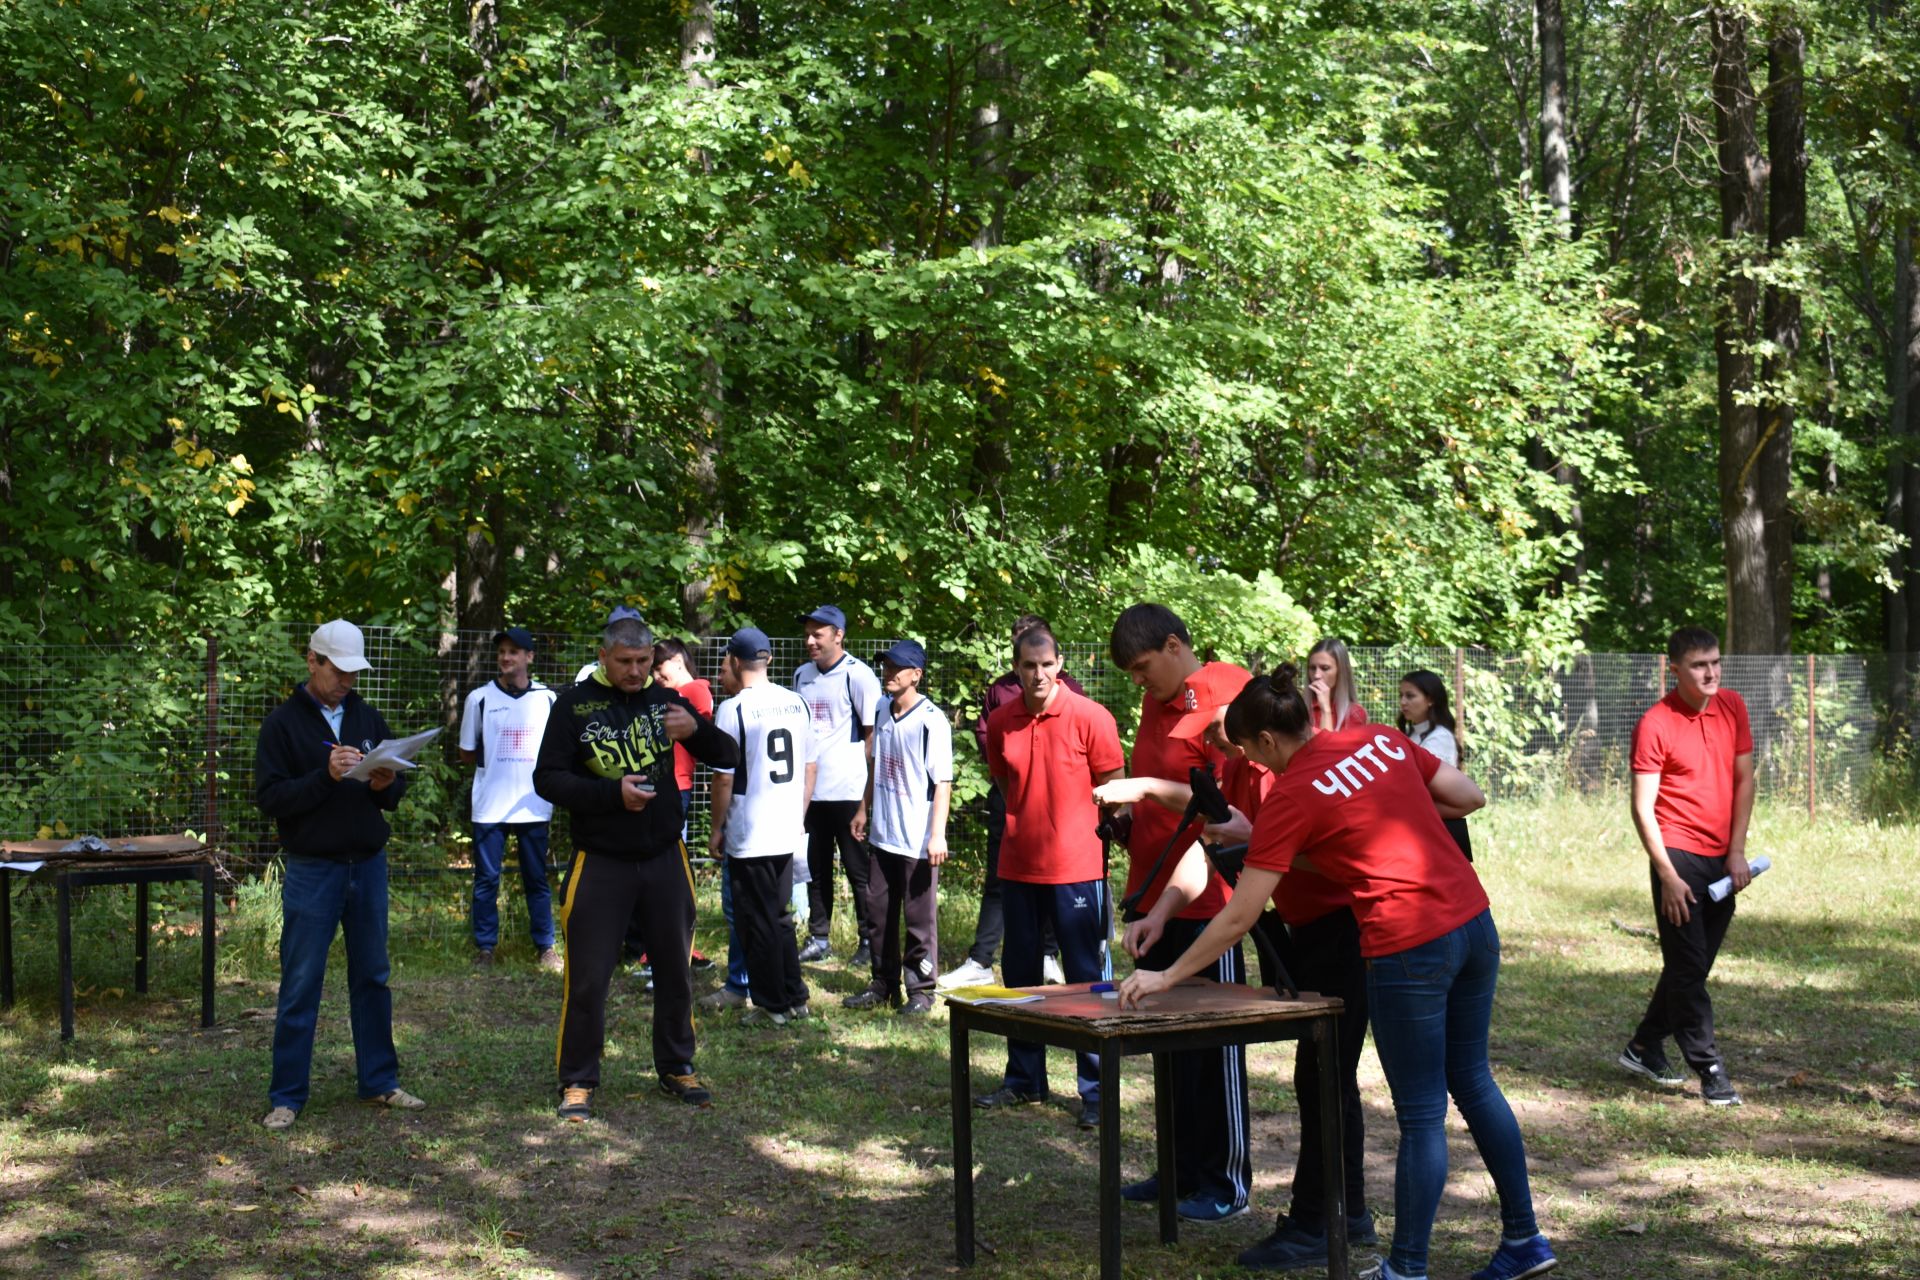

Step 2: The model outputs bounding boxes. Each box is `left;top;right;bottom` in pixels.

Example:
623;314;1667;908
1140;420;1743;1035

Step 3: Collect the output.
1709;8;1783;654
1758;21;1804;648
678;1;724;633
1890;216;1919;724
1537;0;1571;229
966;39;1014;508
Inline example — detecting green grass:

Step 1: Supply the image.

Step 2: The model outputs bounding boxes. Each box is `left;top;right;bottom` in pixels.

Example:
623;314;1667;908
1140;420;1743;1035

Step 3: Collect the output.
2;797;1916;1278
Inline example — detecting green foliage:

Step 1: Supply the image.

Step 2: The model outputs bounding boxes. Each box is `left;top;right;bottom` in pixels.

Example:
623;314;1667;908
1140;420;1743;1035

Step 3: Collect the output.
1;0;1656;659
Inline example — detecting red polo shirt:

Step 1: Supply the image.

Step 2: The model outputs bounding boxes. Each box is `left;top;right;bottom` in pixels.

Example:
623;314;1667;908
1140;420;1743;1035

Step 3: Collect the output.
987;687;1126;884
1245;726;1487;958
1630;689;1752;858
1124;691;1233;920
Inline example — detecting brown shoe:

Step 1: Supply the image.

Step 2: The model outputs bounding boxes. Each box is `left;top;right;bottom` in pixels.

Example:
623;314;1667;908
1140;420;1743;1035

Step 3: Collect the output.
557;1085;593;1122
472;949;494;967
658;1072;712;1107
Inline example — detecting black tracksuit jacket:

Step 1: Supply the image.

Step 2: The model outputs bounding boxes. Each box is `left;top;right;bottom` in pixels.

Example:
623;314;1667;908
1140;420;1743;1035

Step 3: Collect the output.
534;671;738;858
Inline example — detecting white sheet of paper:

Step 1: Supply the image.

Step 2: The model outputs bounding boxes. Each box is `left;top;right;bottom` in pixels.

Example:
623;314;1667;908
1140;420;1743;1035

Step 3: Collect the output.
344;727;442;781
1;860;45;873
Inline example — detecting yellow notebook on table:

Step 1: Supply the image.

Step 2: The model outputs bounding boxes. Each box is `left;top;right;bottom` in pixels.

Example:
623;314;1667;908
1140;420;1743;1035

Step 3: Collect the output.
943;985;1045;1005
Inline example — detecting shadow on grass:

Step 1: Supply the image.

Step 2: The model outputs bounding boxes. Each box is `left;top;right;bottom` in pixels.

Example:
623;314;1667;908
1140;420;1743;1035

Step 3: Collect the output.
2;878;1916;1278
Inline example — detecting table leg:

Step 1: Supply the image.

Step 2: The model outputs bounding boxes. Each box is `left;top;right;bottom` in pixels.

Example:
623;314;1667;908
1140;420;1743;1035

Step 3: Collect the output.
951;1007;974;1266
1153;1051;1178;1244
1099;1042;1122;1280
57;872;75;1041
199;865;216;1028
1;867;13;1011
134;879;150;994
1319;1014;1350;1280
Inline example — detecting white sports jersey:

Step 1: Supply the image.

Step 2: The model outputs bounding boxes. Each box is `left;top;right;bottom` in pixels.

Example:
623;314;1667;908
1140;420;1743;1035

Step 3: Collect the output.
793;654;882;802
712;681;815;859
869;695;953;859
459;679;556;824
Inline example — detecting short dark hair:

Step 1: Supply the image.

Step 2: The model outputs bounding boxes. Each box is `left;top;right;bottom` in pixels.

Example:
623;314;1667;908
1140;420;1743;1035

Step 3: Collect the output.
1014;626;1061;660
1109;603;1190;667
1667;626;1719;665
1011;614;1051;651
653;637;699;680
1224;664;1312;743
603;617;654;651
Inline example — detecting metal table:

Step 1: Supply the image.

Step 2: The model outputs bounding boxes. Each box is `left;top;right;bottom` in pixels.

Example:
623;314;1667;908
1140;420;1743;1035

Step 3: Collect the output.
1;837;217;1040
949;978;1350;1280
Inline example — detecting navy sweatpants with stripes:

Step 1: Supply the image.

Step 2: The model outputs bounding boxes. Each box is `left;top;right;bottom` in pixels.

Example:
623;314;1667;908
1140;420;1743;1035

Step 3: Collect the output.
1000;878;1112;1102
1138;918;1253;1209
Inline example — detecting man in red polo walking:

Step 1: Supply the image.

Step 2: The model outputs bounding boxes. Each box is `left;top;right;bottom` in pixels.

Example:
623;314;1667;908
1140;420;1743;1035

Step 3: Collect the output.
1618;626;1755;1107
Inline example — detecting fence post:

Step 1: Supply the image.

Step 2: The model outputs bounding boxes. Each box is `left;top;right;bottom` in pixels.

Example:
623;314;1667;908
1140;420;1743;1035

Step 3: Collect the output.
204;633;221;844
1806;652;1816;822
1453;647;1467;747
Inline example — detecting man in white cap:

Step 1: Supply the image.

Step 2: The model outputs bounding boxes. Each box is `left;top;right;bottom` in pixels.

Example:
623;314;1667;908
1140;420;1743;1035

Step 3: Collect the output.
253;620;426;1131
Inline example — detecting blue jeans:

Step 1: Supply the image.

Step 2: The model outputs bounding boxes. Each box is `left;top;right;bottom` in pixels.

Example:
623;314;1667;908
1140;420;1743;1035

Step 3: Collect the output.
1366;909;1538;1277
471;821;554;950
719;861;751;995
269;853;401;1111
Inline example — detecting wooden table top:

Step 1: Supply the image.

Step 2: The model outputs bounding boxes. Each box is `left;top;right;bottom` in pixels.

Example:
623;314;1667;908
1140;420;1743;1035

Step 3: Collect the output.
1;834;210;859
945;978;1342;1035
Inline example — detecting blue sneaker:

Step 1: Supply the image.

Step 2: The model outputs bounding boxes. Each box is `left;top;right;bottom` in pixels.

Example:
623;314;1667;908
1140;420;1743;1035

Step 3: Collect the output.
1120;1175;1160;1204
1176;1192;1249;1224
1470;1233;1559;1280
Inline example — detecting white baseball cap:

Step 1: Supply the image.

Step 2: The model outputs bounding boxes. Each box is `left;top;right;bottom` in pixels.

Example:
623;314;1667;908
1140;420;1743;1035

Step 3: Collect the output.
308;619;372;672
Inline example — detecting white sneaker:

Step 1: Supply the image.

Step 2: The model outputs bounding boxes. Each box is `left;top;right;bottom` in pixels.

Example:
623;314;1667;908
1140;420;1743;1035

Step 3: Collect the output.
937;958;996;989
1042;954;1066;985
261;1106;297;1131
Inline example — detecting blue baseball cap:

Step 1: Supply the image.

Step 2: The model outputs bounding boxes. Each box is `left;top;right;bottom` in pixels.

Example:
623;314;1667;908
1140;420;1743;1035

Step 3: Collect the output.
606;605;645;624
726;627;773;661
880;639;927;670
801;603;847;630
492;626;537;652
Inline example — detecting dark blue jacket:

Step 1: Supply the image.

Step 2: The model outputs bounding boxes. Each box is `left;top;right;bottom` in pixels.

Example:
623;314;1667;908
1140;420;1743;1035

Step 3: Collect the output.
255;684;409;860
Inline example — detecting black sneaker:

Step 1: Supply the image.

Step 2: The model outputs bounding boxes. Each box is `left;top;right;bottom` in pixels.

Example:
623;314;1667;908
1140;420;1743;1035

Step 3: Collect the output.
843;983;897;1010
1618;1041;1685;1086
1077;1099;1101;1130
1700;1063;1742;1107
850;943;872;969
797;937;832;963
973;1085;1046;1109
898;993;934;1017
658;1071;713;1108
1238;1217;1327;1270
1347;1208;1379;1246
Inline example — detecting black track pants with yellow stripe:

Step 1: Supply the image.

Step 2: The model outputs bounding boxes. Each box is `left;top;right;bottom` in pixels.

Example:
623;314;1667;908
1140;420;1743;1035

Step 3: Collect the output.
555;848;698;1087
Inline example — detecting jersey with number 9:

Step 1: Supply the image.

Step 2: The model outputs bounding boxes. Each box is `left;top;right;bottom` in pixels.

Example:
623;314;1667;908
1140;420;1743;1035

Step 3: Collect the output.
711;681;815;859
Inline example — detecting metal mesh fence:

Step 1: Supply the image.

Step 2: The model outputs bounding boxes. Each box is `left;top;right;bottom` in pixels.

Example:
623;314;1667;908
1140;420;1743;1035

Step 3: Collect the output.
0;623;1904;877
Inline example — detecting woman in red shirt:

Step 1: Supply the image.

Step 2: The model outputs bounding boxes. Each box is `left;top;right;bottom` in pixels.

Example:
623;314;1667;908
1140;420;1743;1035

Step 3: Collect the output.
1119;669;1557;1280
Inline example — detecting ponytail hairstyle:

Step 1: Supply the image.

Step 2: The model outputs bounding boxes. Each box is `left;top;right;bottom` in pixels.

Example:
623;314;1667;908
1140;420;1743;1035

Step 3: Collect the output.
1224;663;1313;746
1396;669;1456;735
1308;637;1359;730
653;637;701;682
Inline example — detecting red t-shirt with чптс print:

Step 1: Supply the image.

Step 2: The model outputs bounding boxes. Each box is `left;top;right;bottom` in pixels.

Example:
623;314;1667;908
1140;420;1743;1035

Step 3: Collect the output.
1223;756;1357;928
1630;689;1753;859
986;688;1125;885
1244;727;1487;958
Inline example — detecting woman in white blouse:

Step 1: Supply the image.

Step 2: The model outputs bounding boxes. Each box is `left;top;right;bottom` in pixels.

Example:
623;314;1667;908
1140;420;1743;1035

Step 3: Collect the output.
1399;670;1472;861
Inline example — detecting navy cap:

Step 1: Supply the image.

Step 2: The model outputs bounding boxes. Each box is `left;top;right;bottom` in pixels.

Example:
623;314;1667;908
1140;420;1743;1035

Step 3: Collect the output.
801;603;847;630
606;605;645;624
492;626;537;652
880;639;927;670
726;627;773;661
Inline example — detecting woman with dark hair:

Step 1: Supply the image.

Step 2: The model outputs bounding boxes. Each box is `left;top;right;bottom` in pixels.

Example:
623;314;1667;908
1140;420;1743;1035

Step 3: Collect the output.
1306;637;1366;731
1398;669;1472;861
1119;667;1557;1280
